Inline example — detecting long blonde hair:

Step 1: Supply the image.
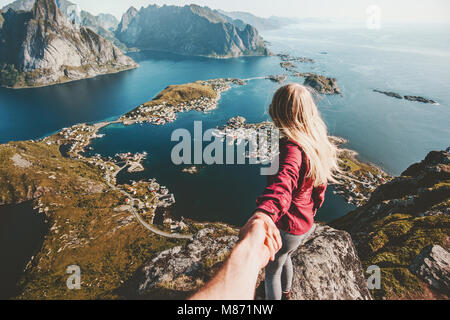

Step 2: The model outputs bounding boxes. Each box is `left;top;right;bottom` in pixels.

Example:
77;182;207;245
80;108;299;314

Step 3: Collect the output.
269;84;340;187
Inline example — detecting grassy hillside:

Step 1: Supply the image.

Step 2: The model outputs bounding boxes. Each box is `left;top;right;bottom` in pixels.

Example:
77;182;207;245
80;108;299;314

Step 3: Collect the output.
0;141;185;299
333;151;450;299
145;82;217;108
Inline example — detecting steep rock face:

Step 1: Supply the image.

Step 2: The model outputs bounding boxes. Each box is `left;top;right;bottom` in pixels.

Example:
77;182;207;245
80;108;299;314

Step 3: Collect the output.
217;10;280;31
55;0;80;25
94;13;119;31
2;0;36;11
333;150;450;299
80;10;125;51
116;6;138;34
289;225;371;300
3;0;118;32
3;0;80;23
410;245;450;295
116;4;271;58
0;0;137;88
128;224;371;300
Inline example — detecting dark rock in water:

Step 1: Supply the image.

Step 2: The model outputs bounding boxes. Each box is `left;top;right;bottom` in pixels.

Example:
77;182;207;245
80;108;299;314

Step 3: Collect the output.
332;150;450;300
373;90;403;99
129;224;371;300
410;245;450;295
373;90;438;105
280;61;297;71
404;95;439;105
304;74;341;95
266;74;288;83
278;53;316;63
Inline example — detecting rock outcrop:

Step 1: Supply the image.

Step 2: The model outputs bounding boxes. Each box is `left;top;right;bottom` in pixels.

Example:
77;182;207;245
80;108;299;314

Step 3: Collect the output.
127;224;371;300
288;225;371;300
410;245;450;295
304;74;341;95
0;0;137;88
373;90;403;99
373;89;439;105
333;150;450;299
404;95;439;105
115;4;271;58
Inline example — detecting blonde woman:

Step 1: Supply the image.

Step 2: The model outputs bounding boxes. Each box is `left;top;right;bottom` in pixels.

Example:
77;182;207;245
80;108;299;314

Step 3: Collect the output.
254;84;340;300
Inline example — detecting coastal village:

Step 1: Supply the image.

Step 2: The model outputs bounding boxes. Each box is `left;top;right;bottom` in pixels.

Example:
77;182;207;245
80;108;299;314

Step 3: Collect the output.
43;122;188;236
214;116;279;164
120;78;246;126
215;117;392;206
37;78;250;238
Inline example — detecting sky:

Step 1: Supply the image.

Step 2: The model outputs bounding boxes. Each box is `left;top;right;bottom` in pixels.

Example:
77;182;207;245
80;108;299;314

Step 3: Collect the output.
1;0;450;23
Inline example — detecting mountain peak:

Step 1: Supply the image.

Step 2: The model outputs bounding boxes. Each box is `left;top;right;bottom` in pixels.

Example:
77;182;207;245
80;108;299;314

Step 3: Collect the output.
116;4;270;58
0;0;137;88
32;0;64;23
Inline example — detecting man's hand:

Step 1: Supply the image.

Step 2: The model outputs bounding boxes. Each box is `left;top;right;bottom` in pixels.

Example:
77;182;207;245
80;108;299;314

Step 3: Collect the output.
190;212;283;300
239;212;282;269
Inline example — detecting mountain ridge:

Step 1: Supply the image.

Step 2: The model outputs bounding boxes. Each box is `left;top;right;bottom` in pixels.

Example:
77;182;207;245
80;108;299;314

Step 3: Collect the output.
0;0;137;88
332;150;450;299
116;4;271;58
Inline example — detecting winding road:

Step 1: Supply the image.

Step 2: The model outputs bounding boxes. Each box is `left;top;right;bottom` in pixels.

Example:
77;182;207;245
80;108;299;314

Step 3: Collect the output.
106;168;193;240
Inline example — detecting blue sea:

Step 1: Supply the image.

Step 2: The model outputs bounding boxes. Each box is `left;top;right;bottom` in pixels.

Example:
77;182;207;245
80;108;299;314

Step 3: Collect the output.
1;22;449;225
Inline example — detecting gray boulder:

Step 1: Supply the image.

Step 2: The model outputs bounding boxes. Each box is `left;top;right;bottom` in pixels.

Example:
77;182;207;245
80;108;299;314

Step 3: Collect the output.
410;245;450;295
289;225;371;300
131;224;371;300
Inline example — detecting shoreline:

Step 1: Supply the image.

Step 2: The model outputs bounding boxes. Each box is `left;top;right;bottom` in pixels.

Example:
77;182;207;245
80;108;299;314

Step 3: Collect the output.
0;64;139;90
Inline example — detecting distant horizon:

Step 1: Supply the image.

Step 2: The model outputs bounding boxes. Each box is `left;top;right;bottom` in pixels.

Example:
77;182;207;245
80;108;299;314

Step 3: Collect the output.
1;0;450;24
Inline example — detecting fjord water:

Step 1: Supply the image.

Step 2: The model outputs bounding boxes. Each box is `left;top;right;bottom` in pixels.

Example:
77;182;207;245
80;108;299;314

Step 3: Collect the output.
1;23;449;225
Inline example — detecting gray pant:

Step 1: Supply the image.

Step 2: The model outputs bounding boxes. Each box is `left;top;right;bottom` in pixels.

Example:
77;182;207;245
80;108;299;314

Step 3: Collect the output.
265;225;315;300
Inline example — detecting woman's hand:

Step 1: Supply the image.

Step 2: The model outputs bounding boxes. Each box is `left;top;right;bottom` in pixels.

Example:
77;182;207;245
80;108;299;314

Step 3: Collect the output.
239;211;282;268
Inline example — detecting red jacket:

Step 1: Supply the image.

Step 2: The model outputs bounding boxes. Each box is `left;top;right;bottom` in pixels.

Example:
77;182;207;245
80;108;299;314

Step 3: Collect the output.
256;139;327;235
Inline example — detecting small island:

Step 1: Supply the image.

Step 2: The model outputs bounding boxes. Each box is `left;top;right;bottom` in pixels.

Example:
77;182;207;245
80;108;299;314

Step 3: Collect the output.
295;73;342;95
278;53;316;72
373;89;439;105
280;61;297;72
266;74;288;83
278;53;316;63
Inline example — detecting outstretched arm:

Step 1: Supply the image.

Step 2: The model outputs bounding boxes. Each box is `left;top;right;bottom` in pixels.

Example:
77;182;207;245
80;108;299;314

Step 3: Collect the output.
190;213;282;300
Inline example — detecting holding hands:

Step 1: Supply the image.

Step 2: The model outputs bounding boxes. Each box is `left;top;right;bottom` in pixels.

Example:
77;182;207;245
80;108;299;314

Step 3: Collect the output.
239;211;282;269
190;211;282;300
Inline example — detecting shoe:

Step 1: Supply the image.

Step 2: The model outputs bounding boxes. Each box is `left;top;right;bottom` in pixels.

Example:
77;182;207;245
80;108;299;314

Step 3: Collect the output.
282;291;291;300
